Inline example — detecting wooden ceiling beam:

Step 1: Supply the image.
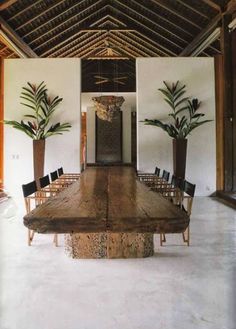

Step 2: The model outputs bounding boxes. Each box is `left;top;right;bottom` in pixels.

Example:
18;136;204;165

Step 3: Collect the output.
109;5;177;55
76;40;107;58
32;4;108;52
28;0;104;44
130;0;193;37
132;30;168;56
226;0;236;14
90;14;127;27
73;37;110;57
16;0;69;32
0;16;37;57
114;0;184;49
180;13;222;56
57;32;108;57
201;0;222;12
175;0;209;19
40;30;85;57
0;0;18;11
8;0;42;20
102;38;136;58
109;34;150;57
113;31;159;56
122;0;190;45
150;0;200;29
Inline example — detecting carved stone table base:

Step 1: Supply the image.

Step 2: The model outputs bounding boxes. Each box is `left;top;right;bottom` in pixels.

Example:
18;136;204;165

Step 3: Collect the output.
65;232;154;259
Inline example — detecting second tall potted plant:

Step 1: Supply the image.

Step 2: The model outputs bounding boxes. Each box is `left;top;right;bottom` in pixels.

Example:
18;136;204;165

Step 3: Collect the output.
142;81;212;179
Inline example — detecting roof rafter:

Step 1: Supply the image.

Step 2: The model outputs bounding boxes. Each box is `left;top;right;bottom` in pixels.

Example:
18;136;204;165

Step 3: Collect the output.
150;0;201;29
0;16;37;57
180;12;222;56
0;0;18;11
109;33;152;57
28;0;104;45
130;0;193;37
90;14;127;27
113;0;184;50
120;0;189;46
57;31;108;57
113;31;159;56
201;0;222;12
8;0;43;20
175;0;209;19
109;5;177;55
32;4;108;52
15;0;69;32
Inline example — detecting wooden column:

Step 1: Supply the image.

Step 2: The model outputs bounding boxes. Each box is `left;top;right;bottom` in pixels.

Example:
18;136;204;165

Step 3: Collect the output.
214;55;224;190
232;29;236;189
0;58;3;189
221;15;233;191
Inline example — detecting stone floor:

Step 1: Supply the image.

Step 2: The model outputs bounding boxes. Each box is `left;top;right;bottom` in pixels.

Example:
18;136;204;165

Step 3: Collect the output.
0;197;235;329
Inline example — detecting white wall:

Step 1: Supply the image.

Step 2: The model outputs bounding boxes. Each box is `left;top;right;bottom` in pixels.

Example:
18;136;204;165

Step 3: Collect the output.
4;58;81;201
137;57;216;196
81;92;136;163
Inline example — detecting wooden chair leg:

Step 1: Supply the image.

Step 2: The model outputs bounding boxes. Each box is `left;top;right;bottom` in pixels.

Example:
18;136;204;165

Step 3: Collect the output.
182;226;190;246
160;233;166;246
53;234;58;247
28;229;34;246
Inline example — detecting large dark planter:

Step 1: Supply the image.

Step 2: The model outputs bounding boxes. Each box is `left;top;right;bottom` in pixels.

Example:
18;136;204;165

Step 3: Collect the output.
173;138;187;179
33;139;45;186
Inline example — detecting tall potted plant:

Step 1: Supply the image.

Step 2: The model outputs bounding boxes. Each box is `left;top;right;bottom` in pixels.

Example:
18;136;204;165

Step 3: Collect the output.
142;81;212;179
4;81;71;184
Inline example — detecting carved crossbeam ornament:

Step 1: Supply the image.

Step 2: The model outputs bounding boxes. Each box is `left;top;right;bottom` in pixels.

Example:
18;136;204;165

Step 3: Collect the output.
92;95;125;121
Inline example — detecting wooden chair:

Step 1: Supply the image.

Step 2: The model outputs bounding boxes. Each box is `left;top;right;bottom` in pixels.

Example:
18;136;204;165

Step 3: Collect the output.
58;167;80;180
50;170;72;188
22;180;58;247
150;169;170;189
138;167;161;187
181;180;196;246
137;166;160;180
158;175;183;201
39;175;62;196
160;179;195;246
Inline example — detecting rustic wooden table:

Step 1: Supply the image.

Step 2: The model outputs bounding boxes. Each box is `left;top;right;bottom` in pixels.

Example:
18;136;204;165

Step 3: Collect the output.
24;167;189;259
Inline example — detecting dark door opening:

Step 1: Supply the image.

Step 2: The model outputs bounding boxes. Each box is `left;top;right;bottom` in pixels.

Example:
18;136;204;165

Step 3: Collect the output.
96;112;122;164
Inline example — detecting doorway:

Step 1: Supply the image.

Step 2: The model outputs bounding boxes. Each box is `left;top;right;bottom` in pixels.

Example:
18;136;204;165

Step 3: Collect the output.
96;112;122;164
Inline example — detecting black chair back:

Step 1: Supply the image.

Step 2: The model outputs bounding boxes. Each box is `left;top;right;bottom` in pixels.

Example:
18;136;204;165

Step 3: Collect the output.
184;180;196;197
22;181;37;197
39;175;50;189
154;167;160;176
58;167;64;176
50;171;58;182
162;170;170;182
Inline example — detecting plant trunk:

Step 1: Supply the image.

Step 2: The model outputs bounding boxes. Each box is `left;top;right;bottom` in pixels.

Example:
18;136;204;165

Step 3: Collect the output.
173;138;187;179
33;139;45;188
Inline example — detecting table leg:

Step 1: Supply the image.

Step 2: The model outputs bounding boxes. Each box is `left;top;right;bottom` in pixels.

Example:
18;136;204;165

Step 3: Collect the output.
64;232;154;259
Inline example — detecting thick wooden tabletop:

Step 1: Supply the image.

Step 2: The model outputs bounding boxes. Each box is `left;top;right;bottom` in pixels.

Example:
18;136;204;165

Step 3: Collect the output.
24;167;189;234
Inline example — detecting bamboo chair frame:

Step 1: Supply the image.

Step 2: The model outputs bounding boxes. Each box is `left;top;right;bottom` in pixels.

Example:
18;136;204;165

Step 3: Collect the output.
23;181;58;247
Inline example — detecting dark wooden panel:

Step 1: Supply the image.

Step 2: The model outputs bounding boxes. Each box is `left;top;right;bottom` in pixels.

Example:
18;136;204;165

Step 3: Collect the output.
232;29;236;190
24;167;189;234
81;60;136;92
221;15;233;191
131;111;137;167
214;55;224;191
96;112;122;164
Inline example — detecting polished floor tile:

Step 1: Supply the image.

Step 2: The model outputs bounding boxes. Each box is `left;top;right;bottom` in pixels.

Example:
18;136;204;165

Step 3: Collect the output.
0;197;235;329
